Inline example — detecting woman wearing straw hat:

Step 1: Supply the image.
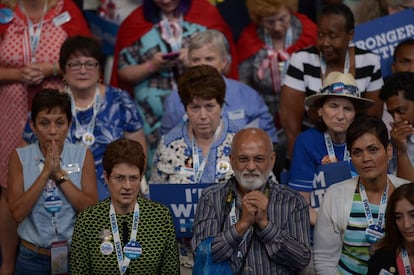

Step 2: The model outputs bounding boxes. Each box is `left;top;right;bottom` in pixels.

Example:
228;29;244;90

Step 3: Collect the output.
288;71;374;227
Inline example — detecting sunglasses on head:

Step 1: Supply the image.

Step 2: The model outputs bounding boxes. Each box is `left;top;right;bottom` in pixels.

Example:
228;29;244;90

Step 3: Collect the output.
320;82;360;97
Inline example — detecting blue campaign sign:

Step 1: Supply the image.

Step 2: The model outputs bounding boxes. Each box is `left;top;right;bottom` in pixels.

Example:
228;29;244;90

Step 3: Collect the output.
84;11;119;56
354;9;414;78
149;183;213;238
311;161;352;209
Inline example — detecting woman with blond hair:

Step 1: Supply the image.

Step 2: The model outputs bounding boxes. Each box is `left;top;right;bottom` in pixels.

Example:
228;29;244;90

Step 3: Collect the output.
237;0;317;124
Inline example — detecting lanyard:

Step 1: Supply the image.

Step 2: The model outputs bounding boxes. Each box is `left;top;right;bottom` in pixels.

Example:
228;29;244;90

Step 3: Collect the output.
19;0;48;63
359;179;389;229
402;248;413;275
324;132;350;162
320;48;350;82
66;85;100;143
228;184;269;273
191;120;222;183
159;14;183;52
110;202;139;275
39;160;61;240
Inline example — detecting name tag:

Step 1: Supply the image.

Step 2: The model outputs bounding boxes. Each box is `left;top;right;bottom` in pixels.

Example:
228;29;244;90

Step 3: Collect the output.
228;109;245;120
51;240;68;275
379;268;395;275
63;163;80;174
179;166;193;175
53;11;71;27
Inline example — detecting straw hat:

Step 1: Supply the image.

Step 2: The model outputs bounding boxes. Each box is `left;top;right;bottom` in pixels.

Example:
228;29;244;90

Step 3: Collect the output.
304;72;374;108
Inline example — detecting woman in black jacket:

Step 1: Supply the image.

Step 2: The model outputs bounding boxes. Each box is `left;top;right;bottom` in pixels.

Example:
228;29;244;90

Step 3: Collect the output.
368;183;414;274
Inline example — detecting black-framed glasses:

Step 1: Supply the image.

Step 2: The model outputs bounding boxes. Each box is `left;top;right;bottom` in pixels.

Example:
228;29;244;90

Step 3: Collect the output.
66;61;99;72
320;82;360;97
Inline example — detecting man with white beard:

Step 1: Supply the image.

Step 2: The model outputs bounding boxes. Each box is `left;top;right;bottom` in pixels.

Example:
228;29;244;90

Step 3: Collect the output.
191;128;311;274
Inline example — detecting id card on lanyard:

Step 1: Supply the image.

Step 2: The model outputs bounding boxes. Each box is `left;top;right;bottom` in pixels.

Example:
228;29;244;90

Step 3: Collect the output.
359;179;389;243
67;85;101;147
110;202;141;275
39;161;68;274
19;0;48;63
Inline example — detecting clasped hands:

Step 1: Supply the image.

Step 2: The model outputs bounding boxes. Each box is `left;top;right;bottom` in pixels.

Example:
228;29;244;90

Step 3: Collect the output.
21;63;47;85
236;191;269;235
42;140;65;184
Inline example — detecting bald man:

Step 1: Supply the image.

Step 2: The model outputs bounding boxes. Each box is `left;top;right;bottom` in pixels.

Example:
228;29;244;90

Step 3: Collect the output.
191;128;311;274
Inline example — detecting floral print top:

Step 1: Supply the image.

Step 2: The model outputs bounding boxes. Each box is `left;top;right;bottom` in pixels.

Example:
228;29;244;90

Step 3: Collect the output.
150;117;239;184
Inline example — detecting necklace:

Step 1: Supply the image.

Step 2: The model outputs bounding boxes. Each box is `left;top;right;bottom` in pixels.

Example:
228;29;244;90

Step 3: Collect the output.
65;85;100;147
75;97;96;111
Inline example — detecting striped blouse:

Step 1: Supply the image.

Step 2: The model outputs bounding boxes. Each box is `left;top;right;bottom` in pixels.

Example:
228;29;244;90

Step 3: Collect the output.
339;190;380;274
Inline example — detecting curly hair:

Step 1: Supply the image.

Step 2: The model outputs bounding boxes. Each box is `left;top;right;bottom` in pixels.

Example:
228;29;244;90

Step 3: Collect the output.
380;72;414;103
246;0;298;24
177;64;226;108
102;138;146;177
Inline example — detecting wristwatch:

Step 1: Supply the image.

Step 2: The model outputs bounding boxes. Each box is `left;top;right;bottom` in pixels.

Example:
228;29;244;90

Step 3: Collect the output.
55;172;69;186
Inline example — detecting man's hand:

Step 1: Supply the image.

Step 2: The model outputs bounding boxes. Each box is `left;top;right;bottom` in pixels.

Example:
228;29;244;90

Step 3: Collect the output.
390;120;414;153
244;190;269;230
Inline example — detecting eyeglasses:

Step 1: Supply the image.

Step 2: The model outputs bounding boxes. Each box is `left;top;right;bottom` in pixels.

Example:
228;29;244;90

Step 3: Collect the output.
66;61;99;71
320;82;360;97
110;174;140;184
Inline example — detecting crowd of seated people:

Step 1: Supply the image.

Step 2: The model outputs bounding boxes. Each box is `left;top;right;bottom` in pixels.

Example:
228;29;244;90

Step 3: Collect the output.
1;0;414;274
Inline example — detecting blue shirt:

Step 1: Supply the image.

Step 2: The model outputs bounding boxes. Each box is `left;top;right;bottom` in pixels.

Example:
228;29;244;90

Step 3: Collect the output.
23;86;143;200
289;128;355;210
160;76;278;143
17;142;85;247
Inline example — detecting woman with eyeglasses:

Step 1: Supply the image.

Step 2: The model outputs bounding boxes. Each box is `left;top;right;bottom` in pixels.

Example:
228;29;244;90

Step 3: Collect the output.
0;1;90;273
237;0;316;125
70;138;179;274
23;36;147;200
288;72;373;228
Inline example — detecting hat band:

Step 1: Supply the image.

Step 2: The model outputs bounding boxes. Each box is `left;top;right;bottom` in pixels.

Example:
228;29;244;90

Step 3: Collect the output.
320;82;360;98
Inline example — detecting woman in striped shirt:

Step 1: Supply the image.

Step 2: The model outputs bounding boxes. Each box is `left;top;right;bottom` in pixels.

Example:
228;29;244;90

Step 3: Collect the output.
313;116;410;274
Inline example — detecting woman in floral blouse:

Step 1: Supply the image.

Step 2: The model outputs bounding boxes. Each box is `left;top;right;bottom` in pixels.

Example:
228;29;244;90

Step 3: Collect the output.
150;65;239;184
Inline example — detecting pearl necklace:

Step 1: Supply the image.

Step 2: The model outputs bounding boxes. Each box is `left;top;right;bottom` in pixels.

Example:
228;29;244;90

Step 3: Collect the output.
75;98;96;111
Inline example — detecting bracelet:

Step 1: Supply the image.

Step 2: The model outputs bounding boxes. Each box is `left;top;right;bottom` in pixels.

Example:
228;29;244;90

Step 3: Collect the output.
52;63;58;77
55;171;69;186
